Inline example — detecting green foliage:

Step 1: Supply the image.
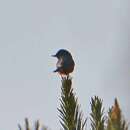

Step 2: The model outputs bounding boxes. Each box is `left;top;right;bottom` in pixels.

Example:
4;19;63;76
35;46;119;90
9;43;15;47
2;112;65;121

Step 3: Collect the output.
90;96;105;130
18;118;48;130
106;99;128;130
17;78;129;130
58;76;87;130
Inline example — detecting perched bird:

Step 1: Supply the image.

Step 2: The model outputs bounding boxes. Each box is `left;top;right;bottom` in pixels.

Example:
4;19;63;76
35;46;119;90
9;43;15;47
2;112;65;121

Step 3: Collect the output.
52;49;75;76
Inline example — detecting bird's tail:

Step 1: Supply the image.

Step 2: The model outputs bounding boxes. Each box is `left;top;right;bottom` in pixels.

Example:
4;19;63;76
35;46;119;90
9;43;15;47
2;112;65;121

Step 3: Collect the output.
53;68;59;72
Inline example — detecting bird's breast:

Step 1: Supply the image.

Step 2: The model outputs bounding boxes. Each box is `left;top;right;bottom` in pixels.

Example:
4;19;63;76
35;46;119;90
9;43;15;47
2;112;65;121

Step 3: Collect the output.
56;58;63;68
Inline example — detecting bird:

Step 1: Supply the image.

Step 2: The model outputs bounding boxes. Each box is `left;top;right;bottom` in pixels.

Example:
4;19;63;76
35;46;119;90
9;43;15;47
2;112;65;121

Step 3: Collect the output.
52;49;75;77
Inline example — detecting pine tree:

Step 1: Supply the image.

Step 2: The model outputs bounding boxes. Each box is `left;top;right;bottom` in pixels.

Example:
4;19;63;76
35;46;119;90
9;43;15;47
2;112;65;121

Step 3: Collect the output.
58;76;87;130
106;98;128;130
90;96;105;130
18;118;48;130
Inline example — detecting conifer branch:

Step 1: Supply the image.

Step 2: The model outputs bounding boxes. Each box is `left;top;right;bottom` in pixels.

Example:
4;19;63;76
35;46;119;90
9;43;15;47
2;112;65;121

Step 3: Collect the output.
58;76;87;130
90;96;105;130
107;98;128;130
18;118;48;130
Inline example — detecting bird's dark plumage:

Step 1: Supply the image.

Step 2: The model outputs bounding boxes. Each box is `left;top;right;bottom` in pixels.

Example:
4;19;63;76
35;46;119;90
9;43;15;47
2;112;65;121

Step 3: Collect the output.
52;49;75;76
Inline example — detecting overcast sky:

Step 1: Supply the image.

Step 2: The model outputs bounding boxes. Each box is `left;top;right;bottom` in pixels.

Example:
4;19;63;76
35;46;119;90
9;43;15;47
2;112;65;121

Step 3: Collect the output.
0;0;130;130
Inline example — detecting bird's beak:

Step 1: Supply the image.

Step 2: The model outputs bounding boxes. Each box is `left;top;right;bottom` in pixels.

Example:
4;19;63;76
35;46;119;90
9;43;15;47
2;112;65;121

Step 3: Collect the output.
51;54;56;57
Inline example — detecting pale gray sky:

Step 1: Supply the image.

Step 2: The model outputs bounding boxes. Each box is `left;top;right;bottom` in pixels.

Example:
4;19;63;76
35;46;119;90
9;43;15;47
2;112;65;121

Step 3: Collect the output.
0;0;130;130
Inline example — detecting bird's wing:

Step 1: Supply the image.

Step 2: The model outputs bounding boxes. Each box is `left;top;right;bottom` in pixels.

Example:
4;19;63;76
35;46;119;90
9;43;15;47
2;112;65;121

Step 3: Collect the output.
62;57;75;68
56;56;75;69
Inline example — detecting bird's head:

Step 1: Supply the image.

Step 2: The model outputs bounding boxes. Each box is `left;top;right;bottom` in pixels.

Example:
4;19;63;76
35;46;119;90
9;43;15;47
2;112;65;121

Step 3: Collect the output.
52;49;72;59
